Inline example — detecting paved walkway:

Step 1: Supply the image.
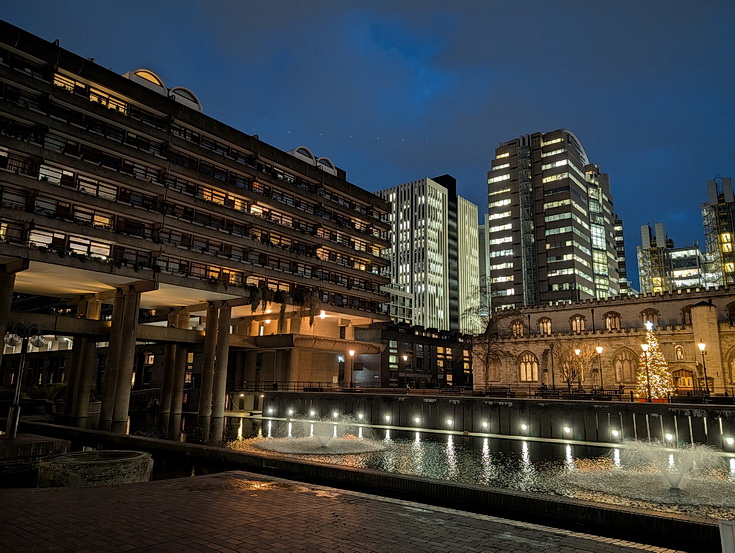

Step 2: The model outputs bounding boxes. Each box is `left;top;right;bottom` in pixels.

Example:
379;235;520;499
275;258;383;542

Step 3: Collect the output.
0;471;689;553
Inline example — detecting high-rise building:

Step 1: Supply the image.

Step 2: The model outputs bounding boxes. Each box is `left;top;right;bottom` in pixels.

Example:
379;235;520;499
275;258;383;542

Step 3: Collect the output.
0;21;391;436
638;222;673;294
637;222;706;294
614;216;632;294
703;177;735;286
487;129;623;310
377;175;480;334
478;213;491;320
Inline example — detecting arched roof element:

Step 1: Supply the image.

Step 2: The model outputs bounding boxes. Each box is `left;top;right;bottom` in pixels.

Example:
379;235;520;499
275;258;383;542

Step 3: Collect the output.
169;86;203;112
122;68;167;95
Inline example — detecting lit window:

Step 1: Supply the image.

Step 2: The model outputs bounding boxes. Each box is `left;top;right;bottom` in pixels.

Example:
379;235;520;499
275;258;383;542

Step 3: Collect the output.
488;211;511;220
489;236;512;245
488;174;510;184
519;352;538;381
496;152;510;158
542;173;568;183
541;137;563;146
489;198;511;208
489;224;512;233
537;318;552;335
542;159;568;171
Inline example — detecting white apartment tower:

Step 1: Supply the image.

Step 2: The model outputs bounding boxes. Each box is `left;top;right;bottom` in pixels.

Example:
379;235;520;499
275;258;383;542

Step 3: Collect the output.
378;175;480;333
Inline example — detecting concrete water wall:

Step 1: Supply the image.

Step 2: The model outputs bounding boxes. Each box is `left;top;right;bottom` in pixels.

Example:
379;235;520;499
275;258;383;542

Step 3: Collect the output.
263;392;735;448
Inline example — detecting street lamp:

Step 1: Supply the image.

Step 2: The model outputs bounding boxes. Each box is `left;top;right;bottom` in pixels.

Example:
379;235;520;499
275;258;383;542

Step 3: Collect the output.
697;342;710;396
595;346;604;390
641;343;652;402
348;348;356;388
574;348;582;389
3;323;46;439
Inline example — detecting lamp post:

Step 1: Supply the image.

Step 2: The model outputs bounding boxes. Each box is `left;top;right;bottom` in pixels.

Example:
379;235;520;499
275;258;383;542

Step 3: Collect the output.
3;323;46;439
641;343;652;402
348;348;356;388
595;346;604;390
550;343;556;389
697;342;710;396
574;348;582;390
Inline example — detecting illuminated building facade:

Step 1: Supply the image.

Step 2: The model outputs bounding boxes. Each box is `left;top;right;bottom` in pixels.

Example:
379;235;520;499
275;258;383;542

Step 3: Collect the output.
377;175;480;334
0;21;390;438
487;129;624;311
638;222;705;294
475;287;735;397
703;177;735;287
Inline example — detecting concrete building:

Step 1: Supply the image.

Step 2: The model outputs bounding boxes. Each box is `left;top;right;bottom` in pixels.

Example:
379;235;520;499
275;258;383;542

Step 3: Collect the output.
355;322;473;389
377;175;480;334
487;129;624;310
0;21;390;439
476;286;735;397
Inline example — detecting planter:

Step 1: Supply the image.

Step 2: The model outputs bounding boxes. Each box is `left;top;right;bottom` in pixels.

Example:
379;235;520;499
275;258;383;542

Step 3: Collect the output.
38;450;153;487
721;520;735;553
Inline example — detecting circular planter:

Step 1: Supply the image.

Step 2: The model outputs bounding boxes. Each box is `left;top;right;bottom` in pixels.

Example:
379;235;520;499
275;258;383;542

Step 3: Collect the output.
38;450;153;487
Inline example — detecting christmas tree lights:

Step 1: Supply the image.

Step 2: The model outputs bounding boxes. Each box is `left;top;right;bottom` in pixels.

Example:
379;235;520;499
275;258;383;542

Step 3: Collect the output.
635;321;676;400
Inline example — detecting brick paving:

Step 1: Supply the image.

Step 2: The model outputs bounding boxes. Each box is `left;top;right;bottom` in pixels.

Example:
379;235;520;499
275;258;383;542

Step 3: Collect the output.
0;471;691;553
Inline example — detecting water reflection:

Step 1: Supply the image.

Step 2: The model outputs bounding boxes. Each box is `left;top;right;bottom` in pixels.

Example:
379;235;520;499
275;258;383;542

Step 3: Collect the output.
565;445;575;471
446;436;458;480
220;418;735;520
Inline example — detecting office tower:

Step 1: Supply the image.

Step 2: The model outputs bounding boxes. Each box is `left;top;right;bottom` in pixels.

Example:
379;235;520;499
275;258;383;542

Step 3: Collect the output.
614;216;632;295
703;177;735;286
377;176;480;333
638;222;674;293
478;214;491;319
486;129;622;310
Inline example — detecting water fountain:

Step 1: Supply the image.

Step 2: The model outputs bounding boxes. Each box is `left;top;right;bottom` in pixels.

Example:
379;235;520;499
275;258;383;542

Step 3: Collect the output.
620;440;722;489
555;440;735;519
252;416;385;455
231;423;735;520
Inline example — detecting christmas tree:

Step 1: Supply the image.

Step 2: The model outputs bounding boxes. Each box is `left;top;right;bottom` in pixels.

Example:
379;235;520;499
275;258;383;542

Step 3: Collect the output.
635;321;676;400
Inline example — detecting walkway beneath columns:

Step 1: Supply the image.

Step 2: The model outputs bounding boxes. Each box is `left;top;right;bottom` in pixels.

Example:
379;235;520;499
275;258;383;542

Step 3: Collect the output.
0;470;687;553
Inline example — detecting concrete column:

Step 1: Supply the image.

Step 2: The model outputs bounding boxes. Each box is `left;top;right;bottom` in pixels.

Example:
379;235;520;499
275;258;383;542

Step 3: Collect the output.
210;304;231;442
167;345;188;438
159;309;180;421
111;289;141;434
344;350;353;388
0;273;16;381
99;290;125;431
197;303;219;441
167;309;190;439
277;349;295;382
64;337;85;423
67;297;102;427
233;350;246;390
72;339;98;429
290;313;302;334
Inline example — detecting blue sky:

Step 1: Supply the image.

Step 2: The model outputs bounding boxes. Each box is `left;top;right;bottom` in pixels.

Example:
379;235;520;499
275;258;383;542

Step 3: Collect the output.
4;1;735;289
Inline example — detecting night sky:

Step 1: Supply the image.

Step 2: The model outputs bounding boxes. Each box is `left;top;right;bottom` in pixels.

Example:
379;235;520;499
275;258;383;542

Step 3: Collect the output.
4;1;735;289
